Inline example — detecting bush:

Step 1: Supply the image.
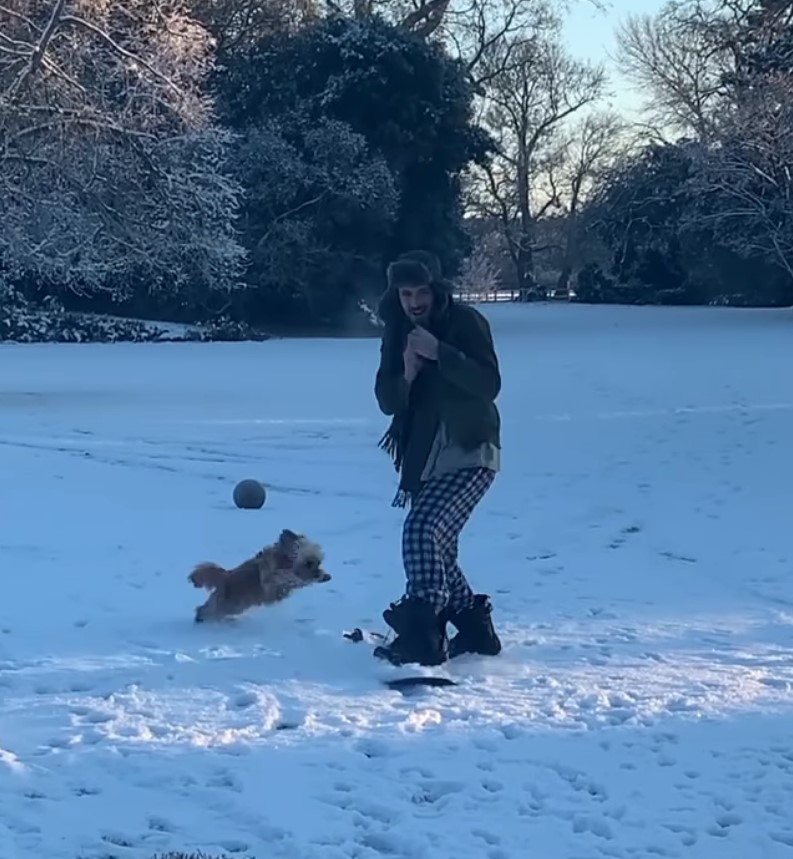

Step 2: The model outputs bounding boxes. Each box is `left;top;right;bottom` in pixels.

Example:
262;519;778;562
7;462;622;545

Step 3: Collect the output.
0;286;167;343
0;287;272;344
578;139;793;307
572;264;626;304
185;316;272;342
573;264;691;306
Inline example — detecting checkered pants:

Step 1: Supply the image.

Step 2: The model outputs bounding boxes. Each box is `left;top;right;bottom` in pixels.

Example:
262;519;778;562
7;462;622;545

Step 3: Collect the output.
401;467;495;612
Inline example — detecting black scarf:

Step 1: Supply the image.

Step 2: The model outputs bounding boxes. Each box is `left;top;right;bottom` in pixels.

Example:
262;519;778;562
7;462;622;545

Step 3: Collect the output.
378;370;440;508
377;312;448;507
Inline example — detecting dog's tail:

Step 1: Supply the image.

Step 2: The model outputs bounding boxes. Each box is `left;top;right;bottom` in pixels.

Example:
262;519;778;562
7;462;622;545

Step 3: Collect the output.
188;562;227;590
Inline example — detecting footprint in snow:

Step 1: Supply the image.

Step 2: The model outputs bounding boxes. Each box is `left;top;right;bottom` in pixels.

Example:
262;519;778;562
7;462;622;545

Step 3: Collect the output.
4;815;41;835
217;839;251;853
34;684;56;695
354;738;393;759
23;789;46;800
228;690;258;710
571;814;614;840
101;832;138;848
759;676;792;690
588;607;618;620
68;681;95;693
73;785;102;797
71;706;113;725
206;770;242;793
602;710;633;727
645;845;676;856
349;799;396;825
473;828;501;846
412;780;465;804
31;735;72;756
500;724;523;741
708;811;742;835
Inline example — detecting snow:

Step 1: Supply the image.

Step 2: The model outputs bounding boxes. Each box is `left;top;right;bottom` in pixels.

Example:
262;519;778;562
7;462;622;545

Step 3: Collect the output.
1;302;793;859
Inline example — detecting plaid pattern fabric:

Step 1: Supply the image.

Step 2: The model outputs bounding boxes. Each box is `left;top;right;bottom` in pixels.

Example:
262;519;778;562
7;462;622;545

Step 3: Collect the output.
401;467;495;611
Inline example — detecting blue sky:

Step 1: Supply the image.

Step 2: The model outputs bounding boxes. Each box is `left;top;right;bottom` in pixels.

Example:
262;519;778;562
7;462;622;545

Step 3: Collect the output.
562;0;668;116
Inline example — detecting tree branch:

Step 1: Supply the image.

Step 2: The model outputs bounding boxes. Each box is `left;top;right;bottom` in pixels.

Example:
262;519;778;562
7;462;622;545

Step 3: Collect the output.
5;0;67;101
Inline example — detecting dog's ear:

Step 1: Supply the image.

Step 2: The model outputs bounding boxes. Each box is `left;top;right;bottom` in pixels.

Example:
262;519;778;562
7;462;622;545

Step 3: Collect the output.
278;529;300;553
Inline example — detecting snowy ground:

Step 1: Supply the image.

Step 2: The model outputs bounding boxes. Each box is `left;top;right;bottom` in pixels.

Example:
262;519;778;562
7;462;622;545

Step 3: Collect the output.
1;302;793;859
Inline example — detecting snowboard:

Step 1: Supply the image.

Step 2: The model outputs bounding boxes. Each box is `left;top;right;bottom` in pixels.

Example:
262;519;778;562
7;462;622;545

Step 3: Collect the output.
343;627;458;690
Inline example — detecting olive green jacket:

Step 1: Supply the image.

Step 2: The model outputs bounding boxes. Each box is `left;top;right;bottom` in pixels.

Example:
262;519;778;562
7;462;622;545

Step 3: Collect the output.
374;294;501;498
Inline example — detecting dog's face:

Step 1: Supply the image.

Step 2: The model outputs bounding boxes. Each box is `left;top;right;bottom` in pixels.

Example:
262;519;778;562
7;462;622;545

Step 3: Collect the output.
277;529;332;584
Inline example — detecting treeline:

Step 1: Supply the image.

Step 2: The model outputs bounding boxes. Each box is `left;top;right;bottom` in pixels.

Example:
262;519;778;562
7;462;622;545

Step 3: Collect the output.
1;0;791;342
0;0;538;337
573;0;793;308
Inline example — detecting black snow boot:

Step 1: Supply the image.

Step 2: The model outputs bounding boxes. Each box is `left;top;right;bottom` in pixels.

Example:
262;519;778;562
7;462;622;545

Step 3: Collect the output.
444;594;502;659
374;597;448;667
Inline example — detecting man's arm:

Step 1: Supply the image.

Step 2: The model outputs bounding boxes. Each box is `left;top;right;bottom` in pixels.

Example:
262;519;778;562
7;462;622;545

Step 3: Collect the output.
374;332;409;416
436;309;501;401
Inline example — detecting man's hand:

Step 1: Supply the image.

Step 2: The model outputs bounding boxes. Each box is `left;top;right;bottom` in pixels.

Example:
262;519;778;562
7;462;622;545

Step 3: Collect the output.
403;341;423;383
408;326;439;361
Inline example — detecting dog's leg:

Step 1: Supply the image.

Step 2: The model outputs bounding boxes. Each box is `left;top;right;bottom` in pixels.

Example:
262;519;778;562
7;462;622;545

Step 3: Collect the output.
195;592;223;623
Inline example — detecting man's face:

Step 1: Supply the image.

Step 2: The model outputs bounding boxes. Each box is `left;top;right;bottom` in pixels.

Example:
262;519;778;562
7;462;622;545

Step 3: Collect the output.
398;284;434;323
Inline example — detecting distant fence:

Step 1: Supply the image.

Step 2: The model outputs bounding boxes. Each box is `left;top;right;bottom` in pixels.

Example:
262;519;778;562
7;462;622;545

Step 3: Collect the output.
454;290;518;303
454;288;573;303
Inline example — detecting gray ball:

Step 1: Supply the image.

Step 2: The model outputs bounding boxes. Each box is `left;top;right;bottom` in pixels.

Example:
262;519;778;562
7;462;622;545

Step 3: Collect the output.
233;479;266;510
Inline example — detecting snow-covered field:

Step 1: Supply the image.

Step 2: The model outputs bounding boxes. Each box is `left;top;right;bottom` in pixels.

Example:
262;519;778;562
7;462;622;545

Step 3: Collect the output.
1;302;793;859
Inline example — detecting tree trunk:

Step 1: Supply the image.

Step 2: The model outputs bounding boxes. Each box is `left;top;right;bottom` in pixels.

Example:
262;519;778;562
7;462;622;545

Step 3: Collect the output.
556;264;571;292
516;239;536;299
556;215;577;293
557;181;584;294
515;155;538;300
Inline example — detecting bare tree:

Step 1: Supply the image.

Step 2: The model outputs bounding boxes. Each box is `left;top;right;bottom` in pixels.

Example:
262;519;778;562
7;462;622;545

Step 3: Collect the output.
470;23;605;295
190;0;321;53
616;0;738;140
543;111;629;291
326;0;451;36
434;0;555;87
0;0;245;298
330;0;603;72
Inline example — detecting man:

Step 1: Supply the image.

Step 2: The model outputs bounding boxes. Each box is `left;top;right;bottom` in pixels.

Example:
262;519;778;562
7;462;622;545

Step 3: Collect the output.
373;251;503;667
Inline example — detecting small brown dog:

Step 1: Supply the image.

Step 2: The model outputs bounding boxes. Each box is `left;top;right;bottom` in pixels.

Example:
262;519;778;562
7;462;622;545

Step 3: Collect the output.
188;528;331;623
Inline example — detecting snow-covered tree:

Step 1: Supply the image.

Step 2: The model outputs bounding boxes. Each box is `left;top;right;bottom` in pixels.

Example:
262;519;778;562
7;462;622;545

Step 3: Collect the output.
217;15;490;286
0;0;245;300
233;114;398;322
